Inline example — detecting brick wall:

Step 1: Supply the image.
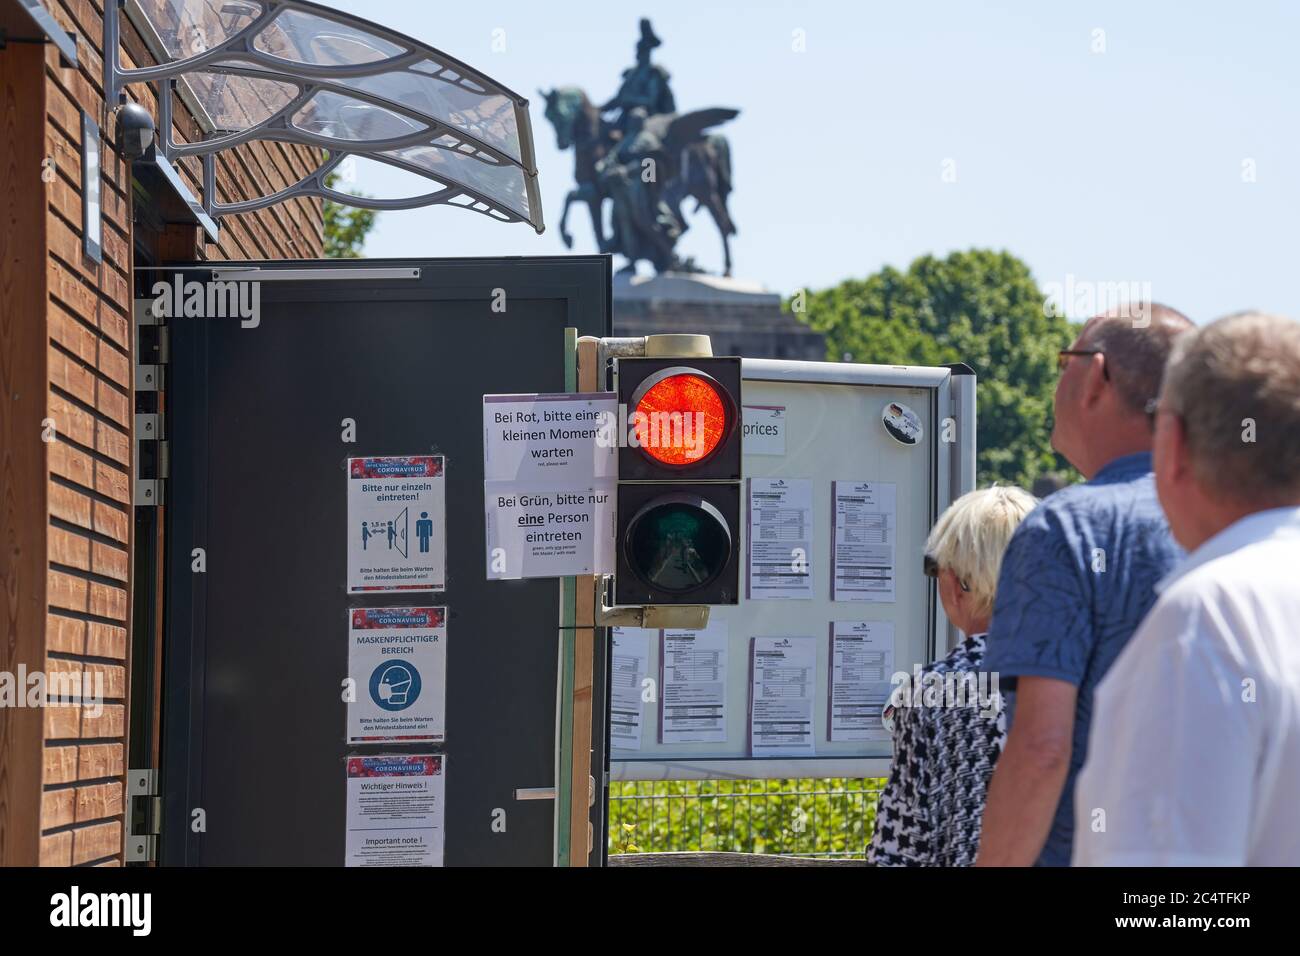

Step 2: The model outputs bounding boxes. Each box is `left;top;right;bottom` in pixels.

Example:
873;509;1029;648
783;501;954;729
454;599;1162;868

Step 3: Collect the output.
9;0;325;866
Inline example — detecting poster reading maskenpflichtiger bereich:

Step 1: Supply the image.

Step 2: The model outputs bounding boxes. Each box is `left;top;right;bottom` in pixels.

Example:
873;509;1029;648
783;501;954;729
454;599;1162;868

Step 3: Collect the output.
347;607;447;744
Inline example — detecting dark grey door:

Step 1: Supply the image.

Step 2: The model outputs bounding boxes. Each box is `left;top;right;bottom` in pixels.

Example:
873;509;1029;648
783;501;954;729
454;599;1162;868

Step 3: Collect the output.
161;256;610;865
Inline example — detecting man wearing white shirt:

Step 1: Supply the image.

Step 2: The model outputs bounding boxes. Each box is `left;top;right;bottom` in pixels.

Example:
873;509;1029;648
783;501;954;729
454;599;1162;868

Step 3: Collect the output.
1074;311;1300;866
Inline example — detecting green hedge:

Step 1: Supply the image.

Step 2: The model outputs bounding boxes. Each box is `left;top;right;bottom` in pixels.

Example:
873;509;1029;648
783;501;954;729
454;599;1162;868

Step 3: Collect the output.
608;778;885;858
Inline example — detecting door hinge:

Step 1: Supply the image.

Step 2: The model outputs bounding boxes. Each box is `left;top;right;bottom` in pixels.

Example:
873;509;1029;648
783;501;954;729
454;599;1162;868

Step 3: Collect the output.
134;298;168;506
134;296;167;389
135;364;163;392
134;413;167;506
125;768;160;862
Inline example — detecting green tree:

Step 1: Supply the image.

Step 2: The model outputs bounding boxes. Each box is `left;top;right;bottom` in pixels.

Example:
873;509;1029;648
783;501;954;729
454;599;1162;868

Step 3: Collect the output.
322;171;376;258
790;249;1078;488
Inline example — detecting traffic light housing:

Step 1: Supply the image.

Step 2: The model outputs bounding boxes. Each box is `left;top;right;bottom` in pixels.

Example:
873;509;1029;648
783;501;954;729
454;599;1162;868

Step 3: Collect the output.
614;357;742;606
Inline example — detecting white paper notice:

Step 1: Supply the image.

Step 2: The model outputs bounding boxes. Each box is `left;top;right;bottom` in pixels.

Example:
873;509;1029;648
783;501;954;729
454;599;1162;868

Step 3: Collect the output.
749;637;817;756
828;621;895;741
347;607;447;744
831;480;897;602
347;456;446;593
660;622;728;745
742;405;786;456
482;393;617;483
610;627;652;752
483;392;617;580
484;483;615;579
746;477;813;600
344;754;445;867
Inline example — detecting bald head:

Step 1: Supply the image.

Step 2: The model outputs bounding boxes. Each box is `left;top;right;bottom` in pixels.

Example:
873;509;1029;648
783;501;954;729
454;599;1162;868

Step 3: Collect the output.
1079;303;1195;416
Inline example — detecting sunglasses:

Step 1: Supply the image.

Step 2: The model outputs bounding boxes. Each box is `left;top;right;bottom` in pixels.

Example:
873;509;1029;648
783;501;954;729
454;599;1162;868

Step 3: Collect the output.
923;554;970;592
1057;349;1110;381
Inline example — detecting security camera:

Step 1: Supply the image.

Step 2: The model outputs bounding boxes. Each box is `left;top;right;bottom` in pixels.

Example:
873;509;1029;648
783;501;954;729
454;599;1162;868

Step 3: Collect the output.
117;102;156;161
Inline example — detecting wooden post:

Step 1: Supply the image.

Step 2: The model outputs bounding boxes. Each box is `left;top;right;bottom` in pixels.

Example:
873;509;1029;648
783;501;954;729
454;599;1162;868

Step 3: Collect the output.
563;335;602;865
0;41;50;867
555;327;597;866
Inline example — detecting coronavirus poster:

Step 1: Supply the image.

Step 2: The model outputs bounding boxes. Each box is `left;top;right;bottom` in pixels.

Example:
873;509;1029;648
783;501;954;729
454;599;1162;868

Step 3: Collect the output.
346;607;447;744
347;456;446;593
344;754;445;867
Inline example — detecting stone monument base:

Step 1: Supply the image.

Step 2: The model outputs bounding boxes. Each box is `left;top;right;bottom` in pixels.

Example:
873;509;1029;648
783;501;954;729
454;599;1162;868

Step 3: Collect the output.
612;272;827;361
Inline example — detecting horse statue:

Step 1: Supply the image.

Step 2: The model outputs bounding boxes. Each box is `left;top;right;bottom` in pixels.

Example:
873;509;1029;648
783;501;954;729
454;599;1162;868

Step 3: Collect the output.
540;86;739;276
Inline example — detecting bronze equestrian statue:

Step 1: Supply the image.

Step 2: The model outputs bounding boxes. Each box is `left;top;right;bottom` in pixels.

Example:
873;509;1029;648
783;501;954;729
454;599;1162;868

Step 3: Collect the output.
541;19;739;276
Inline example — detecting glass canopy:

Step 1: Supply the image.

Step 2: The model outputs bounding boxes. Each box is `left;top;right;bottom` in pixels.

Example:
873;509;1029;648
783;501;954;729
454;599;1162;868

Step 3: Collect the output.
105;0;542;231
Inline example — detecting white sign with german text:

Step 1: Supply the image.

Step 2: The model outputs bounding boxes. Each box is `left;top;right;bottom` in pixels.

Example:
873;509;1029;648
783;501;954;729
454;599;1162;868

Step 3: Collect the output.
483;392;617;580
484;482;615;579
347;456;446;594
482;393;616;482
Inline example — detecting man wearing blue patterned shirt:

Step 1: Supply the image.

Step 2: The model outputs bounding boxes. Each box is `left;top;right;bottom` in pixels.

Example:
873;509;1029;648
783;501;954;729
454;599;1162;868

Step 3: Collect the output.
976;304;1193;867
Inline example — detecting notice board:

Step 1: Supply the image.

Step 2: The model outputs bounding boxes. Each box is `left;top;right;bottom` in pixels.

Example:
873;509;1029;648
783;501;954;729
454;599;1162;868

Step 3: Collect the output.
610;358;975;780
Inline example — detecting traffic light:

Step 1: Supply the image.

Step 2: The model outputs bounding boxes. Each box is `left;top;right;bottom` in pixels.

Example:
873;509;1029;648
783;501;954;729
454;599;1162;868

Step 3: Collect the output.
614;357;742;606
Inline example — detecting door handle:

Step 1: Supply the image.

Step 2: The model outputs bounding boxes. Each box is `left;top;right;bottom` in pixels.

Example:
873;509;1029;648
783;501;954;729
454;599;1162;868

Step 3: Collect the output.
514;787;556;801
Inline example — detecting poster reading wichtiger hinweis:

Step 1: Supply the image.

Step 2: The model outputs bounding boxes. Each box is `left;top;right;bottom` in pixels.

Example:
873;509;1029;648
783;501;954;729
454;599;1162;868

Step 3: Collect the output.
344;754;445;867
347;456;446;593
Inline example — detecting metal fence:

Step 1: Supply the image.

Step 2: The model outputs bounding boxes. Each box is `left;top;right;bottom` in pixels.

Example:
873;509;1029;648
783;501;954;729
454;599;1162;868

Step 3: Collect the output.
607;778;885;859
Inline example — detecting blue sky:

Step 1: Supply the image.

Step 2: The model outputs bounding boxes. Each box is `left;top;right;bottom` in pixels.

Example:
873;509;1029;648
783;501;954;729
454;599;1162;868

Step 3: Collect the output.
326;0;1300;322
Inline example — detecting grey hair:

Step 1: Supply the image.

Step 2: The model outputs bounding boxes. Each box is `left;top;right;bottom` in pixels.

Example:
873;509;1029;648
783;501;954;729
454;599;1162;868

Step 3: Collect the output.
1161;312;1300;503
925;485;1039;617
1082;303;1195;415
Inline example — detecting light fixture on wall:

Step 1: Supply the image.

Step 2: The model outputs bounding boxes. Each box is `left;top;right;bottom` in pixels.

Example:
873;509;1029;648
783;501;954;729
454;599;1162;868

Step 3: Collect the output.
116;101;156;161
81;112;102;264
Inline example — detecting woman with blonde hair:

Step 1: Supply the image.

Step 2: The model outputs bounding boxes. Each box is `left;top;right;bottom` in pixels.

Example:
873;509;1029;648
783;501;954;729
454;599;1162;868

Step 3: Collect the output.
868;485;1039;866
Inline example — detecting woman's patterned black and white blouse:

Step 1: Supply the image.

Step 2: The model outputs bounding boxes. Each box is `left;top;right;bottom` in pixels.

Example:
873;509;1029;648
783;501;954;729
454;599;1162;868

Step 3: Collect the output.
867;633;1005;867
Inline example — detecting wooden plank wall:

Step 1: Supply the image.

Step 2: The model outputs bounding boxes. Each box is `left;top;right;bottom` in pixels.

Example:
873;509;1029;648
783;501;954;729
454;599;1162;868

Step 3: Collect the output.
19;0;325;866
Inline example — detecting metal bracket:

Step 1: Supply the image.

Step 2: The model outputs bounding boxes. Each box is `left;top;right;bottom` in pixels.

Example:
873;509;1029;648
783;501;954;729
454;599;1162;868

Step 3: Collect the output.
135;479;163;507
125;769;160;863
134;297;165;506
135;364;162;391
136;412;162;442
134;295;167;374
133;413;167;507
592;577;710;629
134;295;162;325
6;1;78;68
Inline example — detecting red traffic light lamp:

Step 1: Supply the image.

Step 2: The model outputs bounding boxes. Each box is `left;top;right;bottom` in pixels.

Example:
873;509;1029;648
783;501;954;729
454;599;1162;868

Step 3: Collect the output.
615;356;742;606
